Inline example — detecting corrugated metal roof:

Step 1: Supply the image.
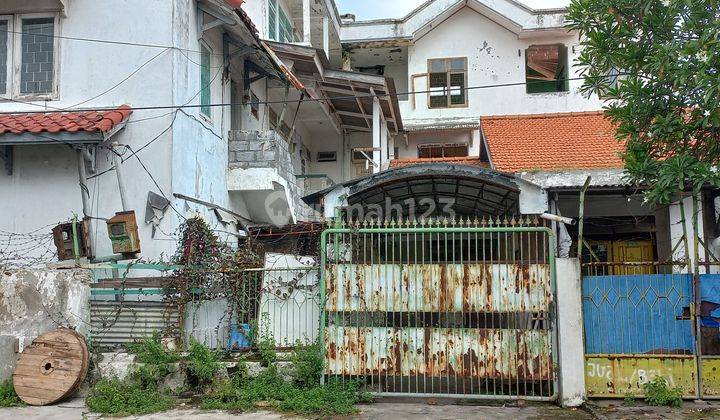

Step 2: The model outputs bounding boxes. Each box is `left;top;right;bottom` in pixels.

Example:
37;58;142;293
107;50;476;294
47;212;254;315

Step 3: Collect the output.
404;117;480;132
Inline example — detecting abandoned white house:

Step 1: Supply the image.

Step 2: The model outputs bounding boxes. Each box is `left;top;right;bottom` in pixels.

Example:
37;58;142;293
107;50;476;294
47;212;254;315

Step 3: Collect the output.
2;0;720;408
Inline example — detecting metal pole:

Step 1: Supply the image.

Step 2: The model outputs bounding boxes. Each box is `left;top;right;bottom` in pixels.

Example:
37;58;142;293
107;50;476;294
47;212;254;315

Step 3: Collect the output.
76;148;90;217
692;192;704;399
577;176;592;258
112;143;129;211
71;215;80;265
679;193;692;273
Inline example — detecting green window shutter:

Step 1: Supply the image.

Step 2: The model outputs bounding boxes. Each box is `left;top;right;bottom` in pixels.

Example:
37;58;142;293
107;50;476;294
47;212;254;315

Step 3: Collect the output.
200;45;211;117
279;8;294;42
268;0;277;40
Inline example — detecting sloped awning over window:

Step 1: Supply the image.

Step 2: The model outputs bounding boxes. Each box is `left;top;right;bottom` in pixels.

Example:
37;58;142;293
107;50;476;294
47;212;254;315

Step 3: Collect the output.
0;0;68;14
0;105;132;145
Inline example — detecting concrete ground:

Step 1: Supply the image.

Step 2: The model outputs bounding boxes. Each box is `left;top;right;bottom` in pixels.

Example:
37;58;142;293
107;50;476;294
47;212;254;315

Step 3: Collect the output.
3;398;720;419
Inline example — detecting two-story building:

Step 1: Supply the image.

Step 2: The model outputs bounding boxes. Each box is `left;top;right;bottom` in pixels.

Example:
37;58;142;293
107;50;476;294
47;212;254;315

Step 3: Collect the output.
0;0;404;267
1;0;717;270
299;0;718;268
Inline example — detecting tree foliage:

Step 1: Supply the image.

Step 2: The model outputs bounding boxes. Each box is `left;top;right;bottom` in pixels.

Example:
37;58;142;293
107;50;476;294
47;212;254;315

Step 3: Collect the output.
567;0;720;204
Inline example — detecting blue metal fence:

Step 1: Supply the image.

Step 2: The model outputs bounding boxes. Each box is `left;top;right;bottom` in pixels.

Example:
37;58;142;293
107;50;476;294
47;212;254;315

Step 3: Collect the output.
583;273;694;355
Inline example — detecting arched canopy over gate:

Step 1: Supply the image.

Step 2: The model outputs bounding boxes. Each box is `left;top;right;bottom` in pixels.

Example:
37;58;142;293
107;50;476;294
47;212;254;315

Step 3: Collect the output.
304;163;520;220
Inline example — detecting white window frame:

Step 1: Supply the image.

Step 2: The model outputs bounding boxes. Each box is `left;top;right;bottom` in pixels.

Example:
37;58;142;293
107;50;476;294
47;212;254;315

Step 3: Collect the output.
0;15;13;99
10;12;61;100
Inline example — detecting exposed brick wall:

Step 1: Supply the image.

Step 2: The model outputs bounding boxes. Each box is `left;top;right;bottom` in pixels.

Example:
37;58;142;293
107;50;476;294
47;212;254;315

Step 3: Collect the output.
229;130;318;222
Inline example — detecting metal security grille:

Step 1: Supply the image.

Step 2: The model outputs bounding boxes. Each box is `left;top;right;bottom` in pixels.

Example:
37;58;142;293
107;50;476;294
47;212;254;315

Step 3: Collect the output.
320;218;557;400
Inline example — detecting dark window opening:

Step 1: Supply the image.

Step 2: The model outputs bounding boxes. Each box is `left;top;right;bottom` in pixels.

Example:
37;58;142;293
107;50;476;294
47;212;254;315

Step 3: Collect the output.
525;44;569;94
418;143;469;158
317;151;337;162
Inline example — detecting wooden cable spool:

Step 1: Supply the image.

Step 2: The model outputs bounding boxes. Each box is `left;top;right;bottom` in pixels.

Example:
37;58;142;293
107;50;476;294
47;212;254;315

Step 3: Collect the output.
12;328;89;406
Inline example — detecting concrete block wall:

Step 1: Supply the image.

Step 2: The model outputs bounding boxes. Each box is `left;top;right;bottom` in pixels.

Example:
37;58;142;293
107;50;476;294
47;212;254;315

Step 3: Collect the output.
229;130;319;221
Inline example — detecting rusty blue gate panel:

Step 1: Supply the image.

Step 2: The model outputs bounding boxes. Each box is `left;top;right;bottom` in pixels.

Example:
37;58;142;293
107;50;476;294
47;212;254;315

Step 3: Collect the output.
699;274;720;397
582;274;694;355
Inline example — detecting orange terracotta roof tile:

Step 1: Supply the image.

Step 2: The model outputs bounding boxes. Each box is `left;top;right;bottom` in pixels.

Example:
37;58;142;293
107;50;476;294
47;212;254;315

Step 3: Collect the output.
389;156;488;168
0;105;132;136
482;111;625;172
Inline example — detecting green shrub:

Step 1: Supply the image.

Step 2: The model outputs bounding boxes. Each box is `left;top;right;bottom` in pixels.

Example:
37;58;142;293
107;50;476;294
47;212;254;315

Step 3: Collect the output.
0;380;23;407
278;380;370;415
643;377;682;408
186;339;222;386
133;363;171;390
291;341;323;388
202;364;370;415
623;392;636;406
86;379;174;415
250;315;277;367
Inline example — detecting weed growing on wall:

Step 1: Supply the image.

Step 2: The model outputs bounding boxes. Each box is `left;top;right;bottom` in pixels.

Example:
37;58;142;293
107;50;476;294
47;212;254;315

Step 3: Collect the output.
127;333;178;389
643;377;682;407
0;380;24;407
186;338;222;388
169;217;264;344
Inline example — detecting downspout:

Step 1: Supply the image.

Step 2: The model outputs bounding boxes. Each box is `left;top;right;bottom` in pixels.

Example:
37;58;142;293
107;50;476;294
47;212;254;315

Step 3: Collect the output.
112;143;129;211
577;176;592;258
76;148;90;217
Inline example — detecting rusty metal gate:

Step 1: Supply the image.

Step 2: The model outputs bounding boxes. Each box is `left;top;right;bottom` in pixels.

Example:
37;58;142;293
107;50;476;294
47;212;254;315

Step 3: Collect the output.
320;218;557;400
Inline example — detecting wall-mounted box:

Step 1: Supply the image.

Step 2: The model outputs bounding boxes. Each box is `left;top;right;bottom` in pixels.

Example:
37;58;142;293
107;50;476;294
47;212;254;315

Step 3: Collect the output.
52;219;93;261
106;211;141;255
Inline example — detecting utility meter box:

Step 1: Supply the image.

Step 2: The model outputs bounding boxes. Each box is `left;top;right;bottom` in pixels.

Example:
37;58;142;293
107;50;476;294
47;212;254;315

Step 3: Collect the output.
52;218;93;261
107;211;141;255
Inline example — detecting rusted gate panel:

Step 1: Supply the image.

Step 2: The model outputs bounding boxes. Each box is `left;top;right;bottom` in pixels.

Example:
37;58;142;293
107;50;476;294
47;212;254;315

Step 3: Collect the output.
321;221;557;400
326;326;552;380
326;263;551;312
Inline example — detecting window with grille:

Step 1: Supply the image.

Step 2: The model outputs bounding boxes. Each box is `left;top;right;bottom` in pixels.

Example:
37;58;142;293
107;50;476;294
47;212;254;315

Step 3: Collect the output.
525;44;569;93
317;151;337;162
428;58;467;108
0;14;59;98
278;8;295;43
417;143;469;158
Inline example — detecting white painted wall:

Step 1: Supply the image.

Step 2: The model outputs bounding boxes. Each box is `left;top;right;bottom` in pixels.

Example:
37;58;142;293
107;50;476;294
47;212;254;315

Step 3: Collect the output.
0;0;252;265
400;7;602;119
555;258;586;407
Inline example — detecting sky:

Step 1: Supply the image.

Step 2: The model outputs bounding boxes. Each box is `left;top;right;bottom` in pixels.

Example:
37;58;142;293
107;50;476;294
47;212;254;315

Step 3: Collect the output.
335;0;571;21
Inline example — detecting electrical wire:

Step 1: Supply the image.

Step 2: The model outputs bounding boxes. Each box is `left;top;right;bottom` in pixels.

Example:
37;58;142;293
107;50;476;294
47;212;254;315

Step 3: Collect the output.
1;28;225;56
0;74;626;115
